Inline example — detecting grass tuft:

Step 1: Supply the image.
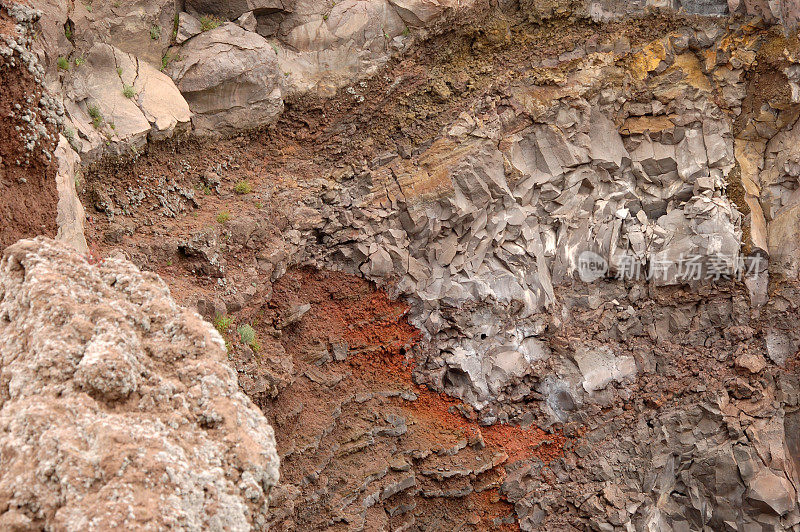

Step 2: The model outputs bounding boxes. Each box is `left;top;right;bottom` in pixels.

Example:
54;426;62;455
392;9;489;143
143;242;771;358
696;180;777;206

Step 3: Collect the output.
233;181;252;195
200;14;222;32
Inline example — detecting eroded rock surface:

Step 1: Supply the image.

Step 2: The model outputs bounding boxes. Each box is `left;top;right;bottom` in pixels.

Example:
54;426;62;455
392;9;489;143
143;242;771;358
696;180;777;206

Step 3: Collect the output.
0;238;279;531
167;23;284;136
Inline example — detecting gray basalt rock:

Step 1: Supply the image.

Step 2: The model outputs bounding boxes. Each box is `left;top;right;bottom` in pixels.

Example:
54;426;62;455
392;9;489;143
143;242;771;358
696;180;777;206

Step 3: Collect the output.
0;238;279;531
168;23;285;136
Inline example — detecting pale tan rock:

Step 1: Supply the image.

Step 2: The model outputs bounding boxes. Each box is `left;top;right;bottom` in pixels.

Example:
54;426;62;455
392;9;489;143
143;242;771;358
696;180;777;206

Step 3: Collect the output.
54;135;88;254
735;352;767;374
63;43;190;158
0;238;279;531
177;12;203;44
71;43;151;150
115;50;193;141
276;0;408;96
67;0;175;67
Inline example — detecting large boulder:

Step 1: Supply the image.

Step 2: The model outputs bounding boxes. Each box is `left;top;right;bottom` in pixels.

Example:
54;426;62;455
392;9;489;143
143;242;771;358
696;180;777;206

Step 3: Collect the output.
169;23;284;136
0;238;279;530
274;0;408;95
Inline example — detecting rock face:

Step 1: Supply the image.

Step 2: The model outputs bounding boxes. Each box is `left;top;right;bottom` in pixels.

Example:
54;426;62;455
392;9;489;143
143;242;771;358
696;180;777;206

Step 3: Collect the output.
11;0;800;530
728;0;800;27
168;23;284;136
0;238;279;530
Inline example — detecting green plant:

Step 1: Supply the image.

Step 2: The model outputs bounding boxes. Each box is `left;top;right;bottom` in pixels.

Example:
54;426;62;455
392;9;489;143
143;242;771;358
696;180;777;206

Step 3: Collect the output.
74;56;85;67
150;24;161;40
122;84;136;98
233;181;252;195
202;184;212;195
116;67;123;76
57;56;70;70
87;105;103;128
402;26;410;37
216;210;231;224
214;314;233;335
85;3;92;12
237;324;259;351
200;14;222;32
64;25;72;40
63;127;75;140
161;52;179;72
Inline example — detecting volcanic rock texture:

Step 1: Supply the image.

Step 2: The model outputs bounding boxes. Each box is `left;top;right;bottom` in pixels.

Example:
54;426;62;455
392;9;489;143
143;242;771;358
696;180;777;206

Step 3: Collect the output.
6;0;800;530
0;238;279;531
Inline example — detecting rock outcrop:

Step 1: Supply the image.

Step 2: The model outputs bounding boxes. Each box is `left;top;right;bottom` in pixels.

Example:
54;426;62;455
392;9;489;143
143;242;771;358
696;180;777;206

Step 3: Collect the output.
0;238;279;530
8;0;800;530
167;23;284;136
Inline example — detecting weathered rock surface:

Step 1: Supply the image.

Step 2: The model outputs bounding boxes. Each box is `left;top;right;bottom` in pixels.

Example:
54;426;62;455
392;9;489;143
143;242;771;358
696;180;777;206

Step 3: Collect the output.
63;42;191;160
54;135;88;253
15;0;800;530
0;238;279;530
168;23;284;136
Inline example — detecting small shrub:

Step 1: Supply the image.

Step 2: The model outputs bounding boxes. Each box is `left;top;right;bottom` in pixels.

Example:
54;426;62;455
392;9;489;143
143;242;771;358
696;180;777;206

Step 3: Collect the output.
214;314;233;335
116;67;123;76
57;56;70;70
150;24;161;40
122;84;136;98
87;105;103;128
74;56;85;67
216;211;231;224
200;14;222;32
63;127;75;140
237;324;259;351
64;26;72;40
233;181;252;195
402;26;410;37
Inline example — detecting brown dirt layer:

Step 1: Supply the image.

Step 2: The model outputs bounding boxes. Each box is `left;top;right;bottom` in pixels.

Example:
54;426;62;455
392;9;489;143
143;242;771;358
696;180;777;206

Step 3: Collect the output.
0;6;59;250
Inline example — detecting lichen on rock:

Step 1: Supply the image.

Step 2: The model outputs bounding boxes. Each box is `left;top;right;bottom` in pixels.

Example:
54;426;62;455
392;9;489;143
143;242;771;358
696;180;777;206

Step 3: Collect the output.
0;238;279;531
